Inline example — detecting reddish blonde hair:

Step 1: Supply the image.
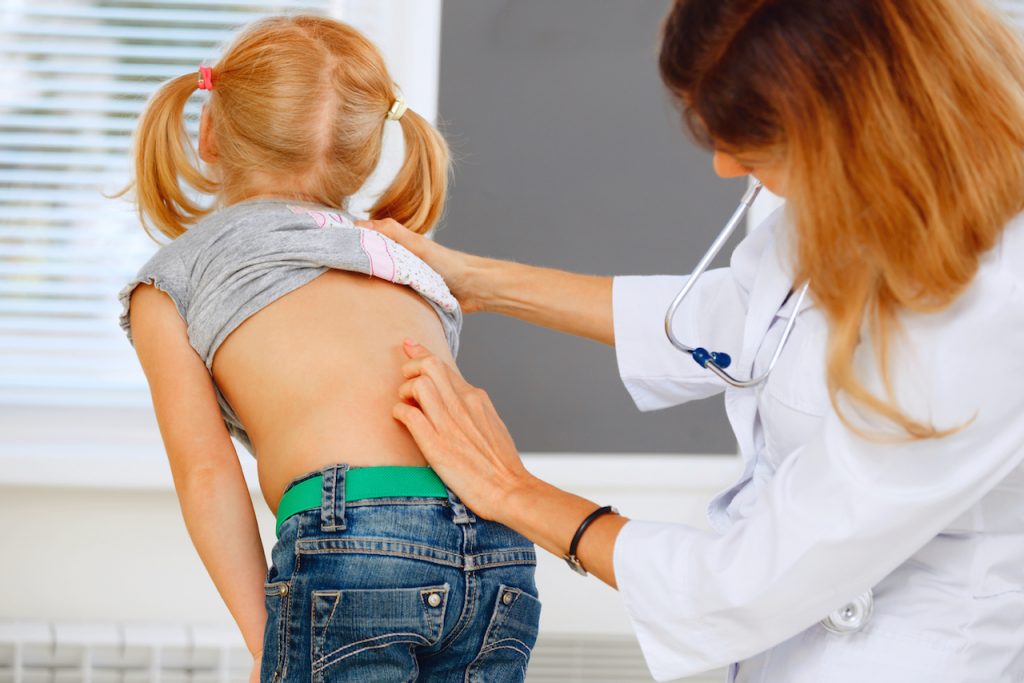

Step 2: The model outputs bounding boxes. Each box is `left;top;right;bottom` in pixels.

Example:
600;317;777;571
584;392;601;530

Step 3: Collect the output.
659;0;1024;438
116;15;450;240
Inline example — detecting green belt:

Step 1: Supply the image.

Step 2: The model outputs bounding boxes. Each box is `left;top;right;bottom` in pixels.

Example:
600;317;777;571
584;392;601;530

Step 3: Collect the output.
275;466;447;538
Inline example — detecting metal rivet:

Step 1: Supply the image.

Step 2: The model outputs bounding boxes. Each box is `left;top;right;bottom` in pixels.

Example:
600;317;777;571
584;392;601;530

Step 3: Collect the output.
427;592;442;608
501;590;514;606
279;584;289;596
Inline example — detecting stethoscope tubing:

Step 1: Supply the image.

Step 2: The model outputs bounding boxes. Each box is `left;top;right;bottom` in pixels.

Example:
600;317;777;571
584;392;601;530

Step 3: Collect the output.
663;183;874;632
664;180;810;388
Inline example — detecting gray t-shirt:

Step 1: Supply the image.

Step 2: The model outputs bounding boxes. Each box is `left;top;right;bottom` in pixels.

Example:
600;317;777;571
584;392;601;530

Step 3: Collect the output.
117;199;463;457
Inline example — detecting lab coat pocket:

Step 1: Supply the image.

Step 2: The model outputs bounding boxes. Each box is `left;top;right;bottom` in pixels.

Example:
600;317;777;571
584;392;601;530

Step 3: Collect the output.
971;536;1024;599
972;578;1024;600
968;561;1024;682
751;617;964;683
840;617;963;683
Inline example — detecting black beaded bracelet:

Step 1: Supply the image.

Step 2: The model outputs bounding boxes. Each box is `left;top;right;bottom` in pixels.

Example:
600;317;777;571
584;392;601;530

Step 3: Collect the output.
563;505;619;576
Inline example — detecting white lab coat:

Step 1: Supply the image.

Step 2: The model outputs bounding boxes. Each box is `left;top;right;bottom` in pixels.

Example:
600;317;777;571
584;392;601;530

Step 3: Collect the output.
610;205;1024;682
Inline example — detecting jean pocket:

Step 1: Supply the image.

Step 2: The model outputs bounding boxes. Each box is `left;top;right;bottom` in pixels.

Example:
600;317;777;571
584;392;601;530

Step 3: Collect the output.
466;585;542;683
260;581;292;683
311;583;450;681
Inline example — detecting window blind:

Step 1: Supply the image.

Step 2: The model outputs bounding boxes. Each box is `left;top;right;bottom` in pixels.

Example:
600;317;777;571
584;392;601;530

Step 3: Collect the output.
0;0;403;408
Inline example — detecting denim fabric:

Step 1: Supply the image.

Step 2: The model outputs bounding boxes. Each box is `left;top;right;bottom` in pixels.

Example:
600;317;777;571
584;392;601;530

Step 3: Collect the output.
260;463;541;683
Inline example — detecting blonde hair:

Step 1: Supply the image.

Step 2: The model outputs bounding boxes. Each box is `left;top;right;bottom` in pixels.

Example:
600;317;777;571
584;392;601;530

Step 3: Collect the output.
659;0;1024;439
115;15;450;240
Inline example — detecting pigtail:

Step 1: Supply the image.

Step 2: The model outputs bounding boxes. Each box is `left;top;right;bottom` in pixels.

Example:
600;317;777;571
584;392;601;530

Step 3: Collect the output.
113;73;217;241
369;109;451;235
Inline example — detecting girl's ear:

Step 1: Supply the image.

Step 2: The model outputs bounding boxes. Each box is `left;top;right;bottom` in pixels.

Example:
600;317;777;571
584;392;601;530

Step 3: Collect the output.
199;104;218;163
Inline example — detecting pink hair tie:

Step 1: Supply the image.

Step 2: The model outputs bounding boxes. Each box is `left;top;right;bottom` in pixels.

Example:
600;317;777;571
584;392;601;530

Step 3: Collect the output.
197;66;214;91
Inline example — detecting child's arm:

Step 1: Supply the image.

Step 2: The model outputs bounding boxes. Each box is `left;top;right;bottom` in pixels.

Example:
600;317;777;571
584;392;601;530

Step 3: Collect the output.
128;283;268;657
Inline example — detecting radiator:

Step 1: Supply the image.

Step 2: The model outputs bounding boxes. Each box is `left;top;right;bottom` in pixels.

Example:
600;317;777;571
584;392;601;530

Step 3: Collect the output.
0;621;723;682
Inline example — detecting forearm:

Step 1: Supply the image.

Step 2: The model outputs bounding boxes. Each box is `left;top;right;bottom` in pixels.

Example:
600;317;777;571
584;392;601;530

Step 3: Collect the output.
499;475;630;589
470;257;614;346
176;467;268;655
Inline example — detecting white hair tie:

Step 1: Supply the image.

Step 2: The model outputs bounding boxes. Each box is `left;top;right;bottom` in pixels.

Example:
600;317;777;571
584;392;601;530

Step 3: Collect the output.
386;95;408;121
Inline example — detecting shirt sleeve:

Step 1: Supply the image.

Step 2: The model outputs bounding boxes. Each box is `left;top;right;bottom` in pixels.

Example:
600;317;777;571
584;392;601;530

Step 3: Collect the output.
117;246;189;348
611;266;1024;681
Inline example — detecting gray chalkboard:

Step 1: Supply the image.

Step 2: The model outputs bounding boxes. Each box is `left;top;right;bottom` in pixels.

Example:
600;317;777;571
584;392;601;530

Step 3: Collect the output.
436;0;746;454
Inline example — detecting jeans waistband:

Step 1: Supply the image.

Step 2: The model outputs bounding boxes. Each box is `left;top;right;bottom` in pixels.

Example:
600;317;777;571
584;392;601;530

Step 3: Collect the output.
275;465;453;538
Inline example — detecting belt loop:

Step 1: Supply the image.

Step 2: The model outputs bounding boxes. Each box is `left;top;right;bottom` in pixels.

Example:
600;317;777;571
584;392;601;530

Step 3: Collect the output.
446;487;476;525
320;464;349;532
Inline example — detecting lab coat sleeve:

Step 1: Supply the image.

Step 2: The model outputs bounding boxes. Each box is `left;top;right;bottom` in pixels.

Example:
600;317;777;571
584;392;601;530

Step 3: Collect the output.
611;266;1024;681
612;270;745;411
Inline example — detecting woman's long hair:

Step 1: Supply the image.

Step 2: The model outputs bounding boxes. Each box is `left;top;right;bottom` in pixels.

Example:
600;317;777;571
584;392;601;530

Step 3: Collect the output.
115;15;450;240
659;0;1024;439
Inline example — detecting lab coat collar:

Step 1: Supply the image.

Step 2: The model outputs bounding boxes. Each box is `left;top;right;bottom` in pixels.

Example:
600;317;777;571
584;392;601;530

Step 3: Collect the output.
736;206;806;376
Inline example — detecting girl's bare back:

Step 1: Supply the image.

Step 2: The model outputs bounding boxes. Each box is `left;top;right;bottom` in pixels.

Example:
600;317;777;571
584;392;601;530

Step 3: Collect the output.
209;267;454;514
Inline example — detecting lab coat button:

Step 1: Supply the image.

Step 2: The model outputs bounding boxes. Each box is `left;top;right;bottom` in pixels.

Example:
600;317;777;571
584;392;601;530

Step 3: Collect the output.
820;588;873;635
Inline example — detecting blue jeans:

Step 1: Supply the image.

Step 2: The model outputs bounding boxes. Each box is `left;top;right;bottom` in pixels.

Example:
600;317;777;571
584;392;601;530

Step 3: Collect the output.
260;464;542;682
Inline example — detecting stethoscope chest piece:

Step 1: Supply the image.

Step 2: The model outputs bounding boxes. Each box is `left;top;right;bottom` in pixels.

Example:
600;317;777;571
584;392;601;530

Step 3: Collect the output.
820;588;874;635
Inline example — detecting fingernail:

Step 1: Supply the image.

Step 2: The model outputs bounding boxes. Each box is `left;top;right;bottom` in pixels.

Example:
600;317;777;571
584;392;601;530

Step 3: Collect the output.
403;338;419;347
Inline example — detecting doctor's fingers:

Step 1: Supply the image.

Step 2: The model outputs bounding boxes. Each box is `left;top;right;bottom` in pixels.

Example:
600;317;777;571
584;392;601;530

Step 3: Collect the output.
393;399;517;523
398;374;492;443
393;402;468;495
395;378;523;475
398;351;464;408
356;218;417;247
397;375;456;428
401;346;469;387
393;402;448;465
358;220;447;286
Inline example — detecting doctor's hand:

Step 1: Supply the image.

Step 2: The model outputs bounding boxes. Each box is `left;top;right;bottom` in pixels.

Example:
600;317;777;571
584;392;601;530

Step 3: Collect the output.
355;218;485;313
358;219;615;346
393;339;630;590
393;339;534;522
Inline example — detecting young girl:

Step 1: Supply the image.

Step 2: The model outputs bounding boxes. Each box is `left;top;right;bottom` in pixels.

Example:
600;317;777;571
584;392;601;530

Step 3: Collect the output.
114;15;540;683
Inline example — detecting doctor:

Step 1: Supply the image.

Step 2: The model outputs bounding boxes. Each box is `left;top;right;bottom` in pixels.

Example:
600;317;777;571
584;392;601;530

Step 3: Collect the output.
360;0;1024;680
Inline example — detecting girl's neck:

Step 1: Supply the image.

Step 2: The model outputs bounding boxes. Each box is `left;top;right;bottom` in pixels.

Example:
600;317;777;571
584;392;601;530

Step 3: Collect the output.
222;190;339;210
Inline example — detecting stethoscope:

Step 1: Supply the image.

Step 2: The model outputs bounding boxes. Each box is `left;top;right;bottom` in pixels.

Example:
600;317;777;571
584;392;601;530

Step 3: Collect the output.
664;180;810;388
664;180;875;635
